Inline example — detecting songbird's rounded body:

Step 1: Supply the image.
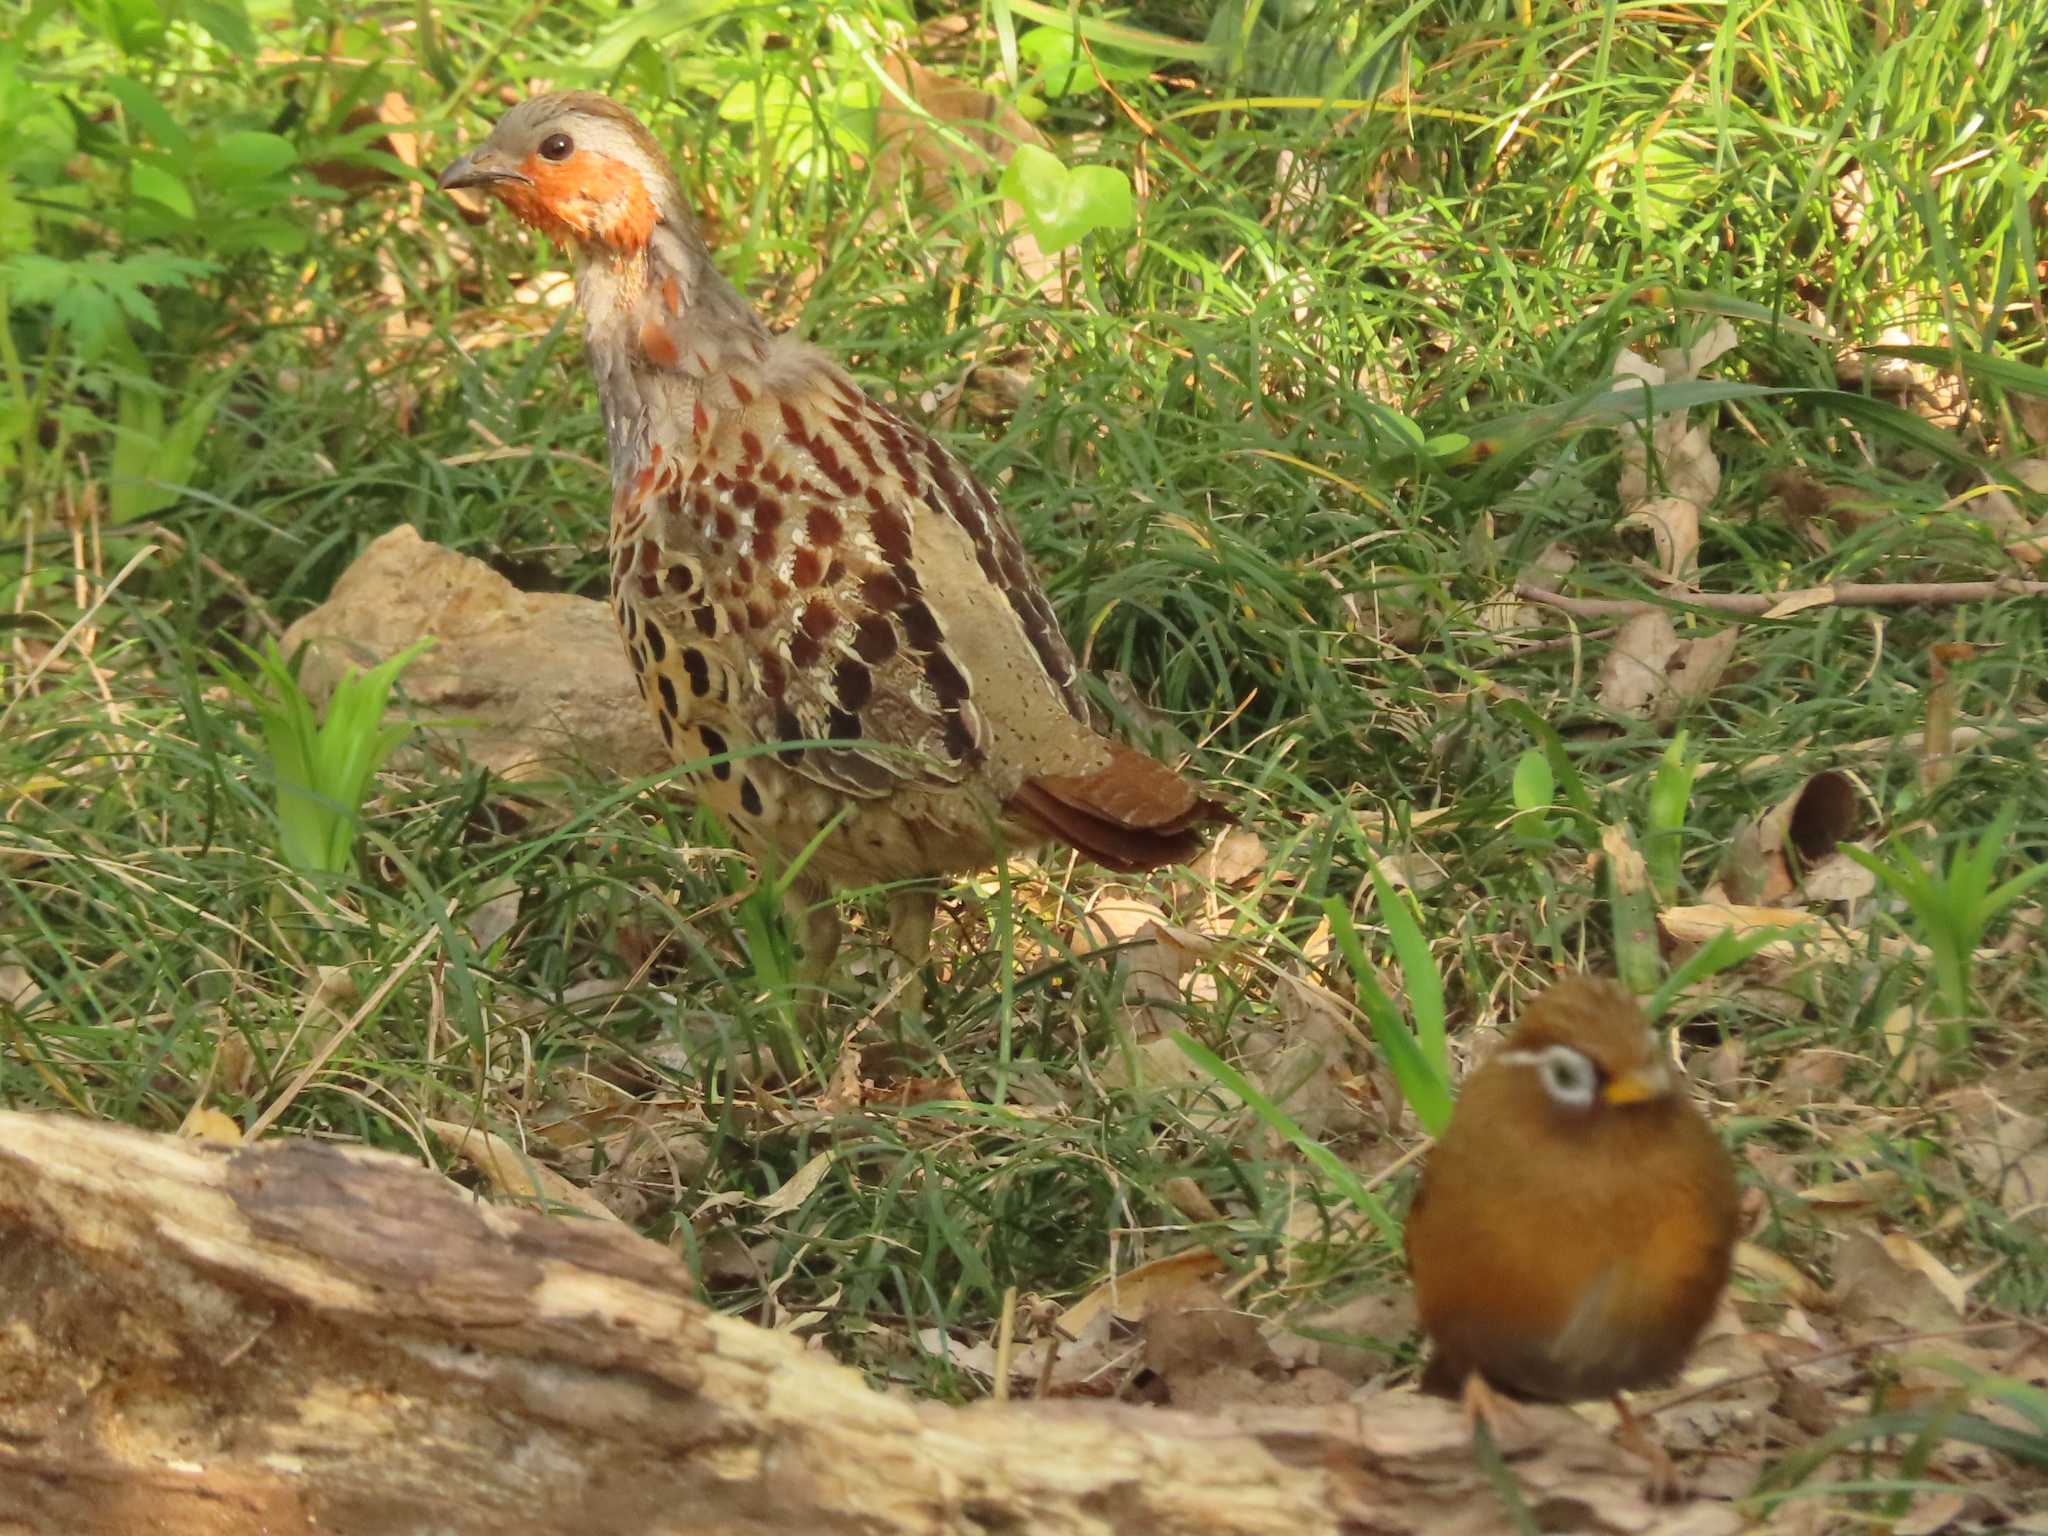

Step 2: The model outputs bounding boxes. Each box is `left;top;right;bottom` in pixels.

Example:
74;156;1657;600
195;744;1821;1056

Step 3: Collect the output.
1405;976;1740;1404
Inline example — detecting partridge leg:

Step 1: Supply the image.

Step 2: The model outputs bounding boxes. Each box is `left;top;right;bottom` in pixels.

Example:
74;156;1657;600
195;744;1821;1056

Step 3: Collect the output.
785;876;842;1021
1460;1372;1534;1448
1611;1393;1683;1502
886;885;938;1021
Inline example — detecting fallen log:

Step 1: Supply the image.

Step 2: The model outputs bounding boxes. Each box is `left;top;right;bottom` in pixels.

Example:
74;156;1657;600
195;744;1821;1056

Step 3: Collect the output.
0;1112;1737;1535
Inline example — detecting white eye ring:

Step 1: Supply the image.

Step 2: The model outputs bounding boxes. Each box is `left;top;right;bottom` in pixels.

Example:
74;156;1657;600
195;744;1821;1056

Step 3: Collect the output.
1502;1044;1598;1109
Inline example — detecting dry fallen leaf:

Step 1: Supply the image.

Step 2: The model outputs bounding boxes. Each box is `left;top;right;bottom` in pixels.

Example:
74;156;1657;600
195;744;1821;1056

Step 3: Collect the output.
1831;1228;1967;1333
177;1104;244;1146
1654;626;1740;723
756;1148;836;1217
1799;1169;1907;1213
1735;1239;1826;1308
1621;494;1702;580
1142;1280;1275;1387
1598;609;1682;716
1056;1247;1225;1341
1660;901;1932;963
1271;1290;1417;1384
1158;1175;1223;1223
1239;975;1374;1142
1195;827;1269;887
1799;848;1878;904
421;1117;621;1223
1771;1046;1849;1105
1945;1085;2048;1229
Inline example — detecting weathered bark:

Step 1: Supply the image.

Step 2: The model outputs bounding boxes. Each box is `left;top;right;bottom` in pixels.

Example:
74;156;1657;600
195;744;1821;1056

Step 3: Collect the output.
0;1112;1738;1535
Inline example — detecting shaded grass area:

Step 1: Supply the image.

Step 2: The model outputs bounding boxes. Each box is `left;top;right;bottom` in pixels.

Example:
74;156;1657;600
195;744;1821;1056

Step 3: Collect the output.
5;0;2048;1510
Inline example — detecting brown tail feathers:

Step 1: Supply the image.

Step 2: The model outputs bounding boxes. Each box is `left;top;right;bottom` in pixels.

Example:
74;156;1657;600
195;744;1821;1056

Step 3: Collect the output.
1007;741;1230;873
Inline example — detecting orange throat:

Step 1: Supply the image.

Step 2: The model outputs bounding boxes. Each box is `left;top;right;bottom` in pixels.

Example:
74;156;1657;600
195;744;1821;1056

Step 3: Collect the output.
498;150;658;254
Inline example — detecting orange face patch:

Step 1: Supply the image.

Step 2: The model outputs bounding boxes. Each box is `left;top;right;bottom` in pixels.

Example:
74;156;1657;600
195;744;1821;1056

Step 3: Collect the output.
495;149;658;253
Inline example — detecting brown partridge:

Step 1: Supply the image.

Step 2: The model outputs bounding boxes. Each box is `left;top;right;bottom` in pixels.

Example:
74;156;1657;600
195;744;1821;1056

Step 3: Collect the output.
438;94;1226;1003
1403;975;1740;1496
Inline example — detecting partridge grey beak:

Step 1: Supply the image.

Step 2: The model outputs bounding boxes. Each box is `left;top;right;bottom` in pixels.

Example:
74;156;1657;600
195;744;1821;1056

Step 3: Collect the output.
437;151;531;192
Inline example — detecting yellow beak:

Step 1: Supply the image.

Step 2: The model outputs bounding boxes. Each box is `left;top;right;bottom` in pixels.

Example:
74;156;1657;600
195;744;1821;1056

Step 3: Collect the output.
1602;1068;1667;1107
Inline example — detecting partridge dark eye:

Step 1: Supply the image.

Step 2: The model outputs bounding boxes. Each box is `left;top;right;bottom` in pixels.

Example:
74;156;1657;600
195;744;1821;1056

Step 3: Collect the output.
539;132;574;161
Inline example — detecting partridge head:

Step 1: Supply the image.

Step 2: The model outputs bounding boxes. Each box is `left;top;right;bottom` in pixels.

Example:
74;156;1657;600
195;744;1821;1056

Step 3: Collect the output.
1404;976;1740;1491
438;95;1227;1007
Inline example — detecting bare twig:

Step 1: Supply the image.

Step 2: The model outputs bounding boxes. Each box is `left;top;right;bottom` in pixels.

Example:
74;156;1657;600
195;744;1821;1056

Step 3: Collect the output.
1517;575;2048;621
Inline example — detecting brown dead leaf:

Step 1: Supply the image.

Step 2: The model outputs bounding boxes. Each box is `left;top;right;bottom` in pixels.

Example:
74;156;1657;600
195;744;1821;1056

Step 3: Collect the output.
1613;332;1727;522
756;1149;836;1217
817;1045;865;1115
1800;1169;1907;1213
1622;494;1702;580
0;964;40;1014
177;1104;243;1146
1773;1046;1849;1105
868;1074;970;1110
1158;1176;1223;1223
307;90;420;195
1095;1033;1210;1097
1694;1036;1748;1095
1946;1085;2048;1229
1722;770;1865;904
1195;827;1269;887
421;1117;621;1223
1879;1005;1941;1091
462;876;522;953
1769;769;1865;864
1598;609;1682;716
1240;976;1374;1142
1057;1247;1225;1341
1735;1240;1826;1308
693;1227;771;1289
1272;1291;1417;1384
1831;1229;1967;1333
1764;468;1892;553
1654;626;1739;722
1142;1280;1275;1384
1660;901;1925;963
1799;848;1878;904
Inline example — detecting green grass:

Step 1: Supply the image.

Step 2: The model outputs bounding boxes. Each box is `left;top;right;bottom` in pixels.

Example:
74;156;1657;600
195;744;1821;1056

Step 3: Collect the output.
5;0;2048;1511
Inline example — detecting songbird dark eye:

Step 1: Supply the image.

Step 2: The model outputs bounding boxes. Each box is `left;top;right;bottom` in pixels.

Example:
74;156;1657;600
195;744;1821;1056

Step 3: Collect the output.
539;132;574;161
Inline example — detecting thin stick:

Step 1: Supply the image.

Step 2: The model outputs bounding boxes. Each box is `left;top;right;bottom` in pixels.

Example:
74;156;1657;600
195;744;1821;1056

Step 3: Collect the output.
1517;576;2048;621
993;1285;1019;1404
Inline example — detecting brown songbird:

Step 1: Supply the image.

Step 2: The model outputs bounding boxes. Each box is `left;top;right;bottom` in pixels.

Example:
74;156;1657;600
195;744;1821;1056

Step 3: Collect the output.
437;94;1226;1008
1404;975;1741;1495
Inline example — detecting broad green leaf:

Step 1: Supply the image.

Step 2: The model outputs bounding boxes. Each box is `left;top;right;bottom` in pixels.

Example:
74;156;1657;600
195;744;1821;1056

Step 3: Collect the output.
104;77;191;153
1511;748;1554;813
187;0;258;55
998;144;1134;251
131;162;195;221
201;130;298;185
